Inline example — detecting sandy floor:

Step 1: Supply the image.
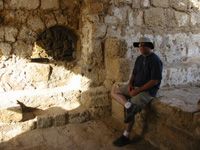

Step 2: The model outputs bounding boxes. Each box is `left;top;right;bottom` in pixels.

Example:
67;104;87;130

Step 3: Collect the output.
0;119;159;150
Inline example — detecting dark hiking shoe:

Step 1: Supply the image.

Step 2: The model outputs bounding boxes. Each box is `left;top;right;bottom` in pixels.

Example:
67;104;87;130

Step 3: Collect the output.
113;135;130;147
124;104;141;123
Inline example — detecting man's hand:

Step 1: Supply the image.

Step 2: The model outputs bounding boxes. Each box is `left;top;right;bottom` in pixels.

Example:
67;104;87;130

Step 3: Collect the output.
129;88;140;96
127;83;133;92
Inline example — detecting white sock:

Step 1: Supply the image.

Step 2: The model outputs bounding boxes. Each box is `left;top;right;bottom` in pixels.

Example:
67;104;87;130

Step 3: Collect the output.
123;130;130;138
124;102;132;109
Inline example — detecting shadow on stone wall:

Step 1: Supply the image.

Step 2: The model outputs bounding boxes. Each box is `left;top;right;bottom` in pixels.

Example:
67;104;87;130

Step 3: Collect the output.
31;26;79;62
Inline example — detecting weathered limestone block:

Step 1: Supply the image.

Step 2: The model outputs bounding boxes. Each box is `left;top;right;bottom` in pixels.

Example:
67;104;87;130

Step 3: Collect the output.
94;23;107;38
27;15;45;33
3;10;29;24
161;64;200;87
0;42;12;56
89;106;111;119
81;66;106;87
155;123;200;150
128;9;143;27
111;82;125;121
83;0;106;4
92;15;100;23
0;51;3;59
89;3;104;14
81;86;110;108
112;100;124;120
1;73;11;85
0;27;4;41
52;113;67;127
18;26;37;43
144;8;165;26
193;112;200;137
0;106;22;123
0;0;3;10
113;0;132;5
112;7;127;25
43;12;57;28
4;0;39;10
128;9;134;27
114;0;132;6
174;11;189;27
93;39;103;64
41;0;59;10
68;107;90;124
53;11;68;25
191;34;200;47
81;86;111;119
187;41;200;57
191;12;200;27
104;15;118;24
26;63;51;82
132;0;140;8
152;101;193;133
9;81;25;91
0;119;37;143
5;26;18;42
106;26;122;38
105;58;130;82
171;0;188;11
141;0;150;8
103;78;115;91
105;39;127;58
37;116;53;128
165;9;177;27
13;40;32;57
151;0;169;8
60;0;80;9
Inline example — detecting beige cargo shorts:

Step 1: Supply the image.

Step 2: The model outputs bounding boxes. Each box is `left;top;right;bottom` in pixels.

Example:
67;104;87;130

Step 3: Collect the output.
118;84;155;111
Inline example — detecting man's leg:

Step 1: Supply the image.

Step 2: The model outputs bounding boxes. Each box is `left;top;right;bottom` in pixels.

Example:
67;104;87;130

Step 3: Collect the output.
113;119;135;147
111;89;128;105
111;86;135;147
111;88;133;121
126;120;134;133
124;91;154;123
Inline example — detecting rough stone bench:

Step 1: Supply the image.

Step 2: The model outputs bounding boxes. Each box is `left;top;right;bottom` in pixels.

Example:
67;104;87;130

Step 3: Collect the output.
0;86;110;141
112;82;200;150
0;87;89;141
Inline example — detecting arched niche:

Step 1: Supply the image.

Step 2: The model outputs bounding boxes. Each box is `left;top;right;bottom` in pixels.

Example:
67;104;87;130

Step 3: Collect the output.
31;26;78;62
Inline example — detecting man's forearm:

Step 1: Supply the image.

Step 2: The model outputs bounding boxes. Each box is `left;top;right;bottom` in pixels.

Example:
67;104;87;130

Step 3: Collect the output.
137;80;158;93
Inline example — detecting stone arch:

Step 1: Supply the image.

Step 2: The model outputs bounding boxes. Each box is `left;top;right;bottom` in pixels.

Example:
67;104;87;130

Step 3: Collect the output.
31;25;80;62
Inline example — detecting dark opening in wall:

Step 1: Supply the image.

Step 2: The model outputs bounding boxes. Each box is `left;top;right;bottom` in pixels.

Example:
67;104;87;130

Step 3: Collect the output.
31;26;78;62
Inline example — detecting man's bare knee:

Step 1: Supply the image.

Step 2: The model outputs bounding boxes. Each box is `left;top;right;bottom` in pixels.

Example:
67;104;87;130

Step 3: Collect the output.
111;89;122;98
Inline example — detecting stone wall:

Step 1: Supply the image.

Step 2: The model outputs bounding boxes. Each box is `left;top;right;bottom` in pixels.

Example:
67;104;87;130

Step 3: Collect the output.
0;0;200;126
0;0;200;149
0;0;110;123
98;0;200;87
0;0;82;93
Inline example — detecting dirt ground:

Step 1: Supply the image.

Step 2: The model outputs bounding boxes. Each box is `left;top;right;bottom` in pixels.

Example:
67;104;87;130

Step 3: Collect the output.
0;118;159;150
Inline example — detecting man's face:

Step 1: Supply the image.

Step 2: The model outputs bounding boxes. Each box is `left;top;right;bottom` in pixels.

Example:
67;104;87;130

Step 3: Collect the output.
139;43;152;56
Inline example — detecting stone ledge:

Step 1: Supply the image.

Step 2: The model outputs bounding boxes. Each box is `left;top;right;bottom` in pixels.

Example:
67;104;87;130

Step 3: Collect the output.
134;83;200;150
0;85;111;141
0;105;90;142
111;82;200;150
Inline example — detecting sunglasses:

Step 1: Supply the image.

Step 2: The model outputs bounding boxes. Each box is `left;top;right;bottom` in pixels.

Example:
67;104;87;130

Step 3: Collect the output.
138;43;150;47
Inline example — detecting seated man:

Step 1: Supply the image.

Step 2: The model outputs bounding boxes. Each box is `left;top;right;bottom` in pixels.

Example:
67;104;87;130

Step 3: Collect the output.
111;36;163;147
